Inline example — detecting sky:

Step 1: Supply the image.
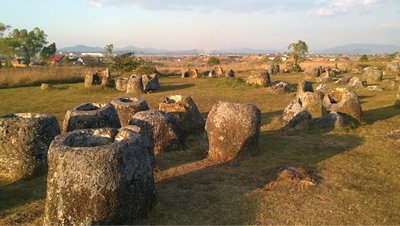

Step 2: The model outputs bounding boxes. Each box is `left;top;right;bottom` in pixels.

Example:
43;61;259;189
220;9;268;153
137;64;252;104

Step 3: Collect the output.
1;0;399;51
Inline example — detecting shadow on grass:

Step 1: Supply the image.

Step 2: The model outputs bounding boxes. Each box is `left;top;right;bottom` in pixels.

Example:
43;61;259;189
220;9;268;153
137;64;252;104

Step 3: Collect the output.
362;105;400;124
0;175;47;213
148;126;364;224
159;83;195;92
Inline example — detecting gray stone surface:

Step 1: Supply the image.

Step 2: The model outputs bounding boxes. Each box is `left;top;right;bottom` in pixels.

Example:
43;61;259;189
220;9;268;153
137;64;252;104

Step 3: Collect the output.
142;74;160;93
111;97;150;127
348;77;365;88
297;80;314;97
115;77;129;92
316;111;345;129
246;71;271;87
281;99;312;128
323;88;362;122
0;113;60;182
62;102;121;133
159;95;204;134
126;75;143;94
299;92;325;118
362;68;383;83
205;101;261;161
43;127;156;225
130;110;183;155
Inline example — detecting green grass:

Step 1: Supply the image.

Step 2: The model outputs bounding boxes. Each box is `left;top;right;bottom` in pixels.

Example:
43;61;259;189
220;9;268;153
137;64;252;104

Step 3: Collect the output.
0;72;400;224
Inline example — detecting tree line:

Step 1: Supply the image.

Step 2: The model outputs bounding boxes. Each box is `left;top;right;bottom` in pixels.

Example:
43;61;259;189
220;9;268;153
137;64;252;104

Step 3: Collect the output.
0;22;56;66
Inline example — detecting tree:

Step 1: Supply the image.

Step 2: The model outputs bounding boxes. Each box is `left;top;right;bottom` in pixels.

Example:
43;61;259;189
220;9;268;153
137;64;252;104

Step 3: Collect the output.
7;27;47;61
110;53;140;73
359;54;369;62
288;40;309;66
0;22;11;67
104;44;113;64
40;42;56;60
207;56;220;66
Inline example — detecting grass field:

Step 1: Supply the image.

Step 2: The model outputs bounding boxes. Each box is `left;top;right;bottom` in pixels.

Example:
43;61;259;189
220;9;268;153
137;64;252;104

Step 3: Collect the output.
0;65;400;224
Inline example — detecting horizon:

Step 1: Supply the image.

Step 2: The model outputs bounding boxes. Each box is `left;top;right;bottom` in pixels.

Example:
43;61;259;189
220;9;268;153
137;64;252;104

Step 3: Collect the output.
1;0;400;51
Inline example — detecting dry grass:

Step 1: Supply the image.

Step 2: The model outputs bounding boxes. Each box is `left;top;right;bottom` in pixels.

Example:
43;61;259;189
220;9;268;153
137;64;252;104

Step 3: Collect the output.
0;66;102;88
0;59;400;224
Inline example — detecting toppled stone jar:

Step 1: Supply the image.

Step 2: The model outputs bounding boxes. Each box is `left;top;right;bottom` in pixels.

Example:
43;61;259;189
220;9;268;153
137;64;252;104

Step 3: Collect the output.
0;113;60;183
43;127;156;225
111;96;150;127
62;102;121;133
159;95;204;134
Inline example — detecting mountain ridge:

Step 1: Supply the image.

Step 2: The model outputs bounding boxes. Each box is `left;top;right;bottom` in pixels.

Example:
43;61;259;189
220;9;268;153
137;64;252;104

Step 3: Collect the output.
58;43;400;55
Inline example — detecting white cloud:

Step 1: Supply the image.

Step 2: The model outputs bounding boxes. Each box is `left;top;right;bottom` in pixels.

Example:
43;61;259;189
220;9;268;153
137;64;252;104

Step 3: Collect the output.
87;0;326;13
315;0;395;16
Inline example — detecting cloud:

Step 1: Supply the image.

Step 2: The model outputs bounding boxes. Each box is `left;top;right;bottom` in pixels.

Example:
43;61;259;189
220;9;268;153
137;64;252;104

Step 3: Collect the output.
378;21;400;29
87;0;326;13
315;0;395;16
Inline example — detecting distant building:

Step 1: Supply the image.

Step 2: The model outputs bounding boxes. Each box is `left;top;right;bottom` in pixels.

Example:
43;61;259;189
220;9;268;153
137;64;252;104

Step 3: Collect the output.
77;56;97;65
48;54;65;63
265;54;289;61
81;52;104;57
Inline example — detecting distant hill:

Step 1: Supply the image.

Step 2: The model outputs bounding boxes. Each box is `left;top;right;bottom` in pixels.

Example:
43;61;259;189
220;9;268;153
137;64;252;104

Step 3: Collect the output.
58;45;103;53
317;44;400;55
211;47;281;55
58;44;203;55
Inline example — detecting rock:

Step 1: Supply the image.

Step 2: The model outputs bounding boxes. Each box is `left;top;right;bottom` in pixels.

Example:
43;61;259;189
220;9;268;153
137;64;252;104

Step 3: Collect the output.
266;63;280;74
281;99;312;128
62;102;121;133
84;72;101;88
362;69;383;83
297;80;313;97
0;113;60;182
387;62;400;74
246;71;271;87
205;101;261;161
182;68;199;78
323;88;362;122
299;92;325;118
227;69;235;78
348;77;365;88
43;127;156;225
126;75;143;94
316;111;345;129
366;85;383;91
115;77;129;92
316;84;328;92
317;71;334;83
41;83;53;90
159;95;204;134
267;81;293;94
129;110;183;155
335;75;353;85
209;67;224;78
111;97;150;127
142;74;160;93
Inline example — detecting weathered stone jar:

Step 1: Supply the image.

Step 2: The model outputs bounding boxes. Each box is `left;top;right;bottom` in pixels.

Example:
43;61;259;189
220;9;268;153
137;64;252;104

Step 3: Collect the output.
0;113;60;182
111;96;150;127
205;101;261;161
323;88;362;122
159;95;204;134
62;102;121;133
130;110;183;155
43;127;156;225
